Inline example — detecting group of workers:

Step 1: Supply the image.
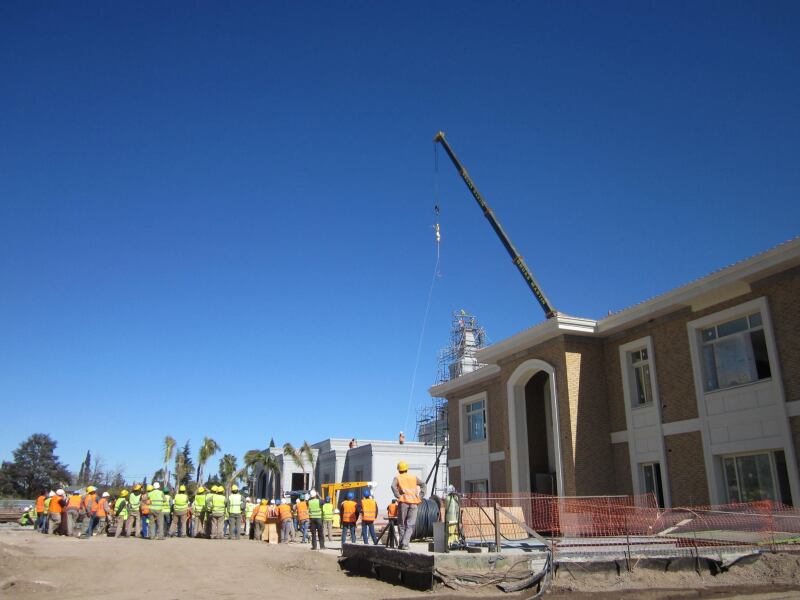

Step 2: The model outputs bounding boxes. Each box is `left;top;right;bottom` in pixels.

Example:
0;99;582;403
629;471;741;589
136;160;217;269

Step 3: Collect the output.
22;460;429;550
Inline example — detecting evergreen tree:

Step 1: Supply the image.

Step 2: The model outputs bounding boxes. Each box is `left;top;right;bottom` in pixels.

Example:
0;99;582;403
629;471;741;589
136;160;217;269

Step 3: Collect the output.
269;437;276;448
176;441;193;486
0;434;72;497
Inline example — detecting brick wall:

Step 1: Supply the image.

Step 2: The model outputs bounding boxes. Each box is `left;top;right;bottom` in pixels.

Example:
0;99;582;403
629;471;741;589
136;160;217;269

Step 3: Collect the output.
664;431;709;505
791;417;800;481
612;442;633;495
490;460;507;493
449;465;462;491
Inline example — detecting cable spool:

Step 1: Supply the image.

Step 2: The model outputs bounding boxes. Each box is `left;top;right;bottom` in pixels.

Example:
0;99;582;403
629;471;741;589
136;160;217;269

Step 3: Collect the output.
412;496;441;540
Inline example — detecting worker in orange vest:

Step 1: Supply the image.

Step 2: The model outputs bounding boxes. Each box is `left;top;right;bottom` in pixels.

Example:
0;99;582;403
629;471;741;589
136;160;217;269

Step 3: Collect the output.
48;489;66;534
35;493;46;532
252;499;268;540
91;492;111;536
295;495;310;543
277;498;293;543
339;491;358;544
386;499;399;548
391;461;426;550
81;486;98;537
65;490;83;536
359;489;378;544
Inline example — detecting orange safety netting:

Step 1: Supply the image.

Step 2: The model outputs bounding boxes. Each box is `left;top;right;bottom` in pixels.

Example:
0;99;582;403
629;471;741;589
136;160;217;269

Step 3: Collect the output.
461;493;800;548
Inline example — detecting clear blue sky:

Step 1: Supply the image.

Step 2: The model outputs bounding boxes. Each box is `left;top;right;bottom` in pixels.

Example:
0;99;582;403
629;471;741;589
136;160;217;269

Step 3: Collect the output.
2;2;798;483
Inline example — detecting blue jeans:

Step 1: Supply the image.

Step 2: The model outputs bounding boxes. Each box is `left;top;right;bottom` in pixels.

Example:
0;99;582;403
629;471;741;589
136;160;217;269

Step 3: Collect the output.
300;520;309;543
342;523;356;543
83;515;96;537
361;521;377;544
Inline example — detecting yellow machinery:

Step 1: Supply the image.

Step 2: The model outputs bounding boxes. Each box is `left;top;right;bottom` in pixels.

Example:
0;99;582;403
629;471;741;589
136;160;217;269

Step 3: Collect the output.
320;481;374;528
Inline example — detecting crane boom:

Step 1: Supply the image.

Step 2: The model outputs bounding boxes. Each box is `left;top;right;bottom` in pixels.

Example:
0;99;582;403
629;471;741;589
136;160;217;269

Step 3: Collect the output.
433;131;557;318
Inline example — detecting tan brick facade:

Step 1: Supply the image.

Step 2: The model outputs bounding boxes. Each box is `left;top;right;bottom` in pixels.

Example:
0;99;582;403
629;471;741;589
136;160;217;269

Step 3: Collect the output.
612;442;632;495
664;431;709;505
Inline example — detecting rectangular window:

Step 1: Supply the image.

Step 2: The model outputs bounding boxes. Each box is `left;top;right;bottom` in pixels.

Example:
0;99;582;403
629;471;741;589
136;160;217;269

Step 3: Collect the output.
641;462;665;508
465;399;487;442
701;312;771;392
722;451;792;505
629;348;654;407
465;479;488;494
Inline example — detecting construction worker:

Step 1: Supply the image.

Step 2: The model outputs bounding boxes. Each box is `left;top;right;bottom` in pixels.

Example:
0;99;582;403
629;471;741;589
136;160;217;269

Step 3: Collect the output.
277;498;293;543
227;485;242;540
244;497;255;536
66;490;82;536
127;483;143;538
92;492;111;536
114;490;130;537
141;484;153;538
339;491;358;544
252;499;268;540
146;482;165;540
445;485;460;547
208;485;226;539
42;491;54;534
307;490;325;550
48;489;66;534
192;486;207;538
171;485;190;537
296;495;310;543
391;460;426;550
82;486;98;537
386;499;399;548
35;492;46;532
359;488;378;544
322;495;334;544
162;485;172;536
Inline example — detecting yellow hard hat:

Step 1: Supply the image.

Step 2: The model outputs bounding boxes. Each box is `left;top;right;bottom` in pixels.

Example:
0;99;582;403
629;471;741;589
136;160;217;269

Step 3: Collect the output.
86;485;97;493
179;485;186;492
146;485;154;492
260;499;267;505
231;485;238;492
216;485;223;493
133;484;142;491
120;490;129;497
397;460;409;473
197;486;205;493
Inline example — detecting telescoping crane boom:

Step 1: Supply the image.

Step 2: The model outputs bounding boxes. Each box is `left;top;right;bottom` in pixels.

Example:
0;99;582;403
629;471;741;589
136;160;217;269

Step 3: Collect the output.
433;131;557;319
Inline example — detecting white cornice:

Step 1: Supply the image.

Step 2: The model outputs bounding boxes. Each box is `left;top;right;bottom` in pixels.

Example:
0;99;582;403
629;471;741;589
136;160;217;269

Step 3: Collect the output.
428;364;501;397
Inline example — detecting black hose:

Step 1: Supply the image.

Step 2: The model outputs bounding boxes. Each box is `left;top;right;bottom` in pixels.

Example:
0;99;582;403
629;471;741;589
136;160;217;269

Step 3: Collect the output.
413;496;441;540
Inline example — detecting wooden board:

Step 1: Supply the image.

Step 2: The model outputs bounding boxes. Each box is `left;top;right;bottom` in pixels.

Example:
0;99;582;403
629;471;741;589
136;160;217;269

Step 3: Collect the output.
460;506;529;541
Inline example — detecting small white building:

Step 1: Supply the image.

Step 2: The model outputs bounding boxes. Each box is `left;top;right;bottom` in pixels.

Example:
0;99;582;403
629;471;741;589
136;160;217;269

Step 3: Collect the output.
253;438;446;515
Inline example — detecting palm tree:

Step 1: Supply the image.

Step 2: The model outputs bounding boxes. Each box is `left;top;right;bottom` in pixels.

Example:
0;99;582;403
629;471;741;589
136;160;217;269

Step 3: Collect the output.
196;437;221;485
300;441;316;491
239;449;281;499
173;452;186;489
284;441;315;491
218;453;238;492
162;436;176;487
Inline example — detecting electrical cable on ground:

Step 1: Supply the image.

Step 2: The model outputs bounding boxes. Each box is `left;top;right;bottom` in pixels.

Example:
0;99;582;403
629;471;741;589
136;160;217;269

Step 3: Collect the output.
413;496;441;539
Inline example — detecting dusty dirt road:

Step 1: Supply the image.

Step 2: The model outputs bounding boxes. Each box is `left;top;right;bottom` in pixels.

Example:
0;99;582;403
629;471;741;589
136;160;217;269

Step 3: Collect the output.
2;528;800;599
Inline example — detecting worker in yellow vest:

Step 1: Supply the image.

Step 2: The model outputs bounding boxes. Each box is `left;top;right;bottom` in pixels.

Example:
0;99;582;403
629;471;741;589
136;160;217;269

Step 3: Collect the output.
146;482;166;540
339;491;358;544
244;497;255;536
208;485;226;539
114;490;130;537
322;496;334;544
171;485;190;537
391;461;426;550
359;489;378;544
42;492;54;534
192;486;207;538
227;485;243;540
126;484;143;538
162;486;172;537
307;490;325;550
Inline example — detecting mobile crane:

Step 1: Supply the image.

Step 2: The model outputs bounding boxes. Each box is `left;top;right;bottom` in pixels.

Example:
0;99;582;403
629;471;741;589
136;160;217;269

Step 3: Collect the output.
433;131;557;319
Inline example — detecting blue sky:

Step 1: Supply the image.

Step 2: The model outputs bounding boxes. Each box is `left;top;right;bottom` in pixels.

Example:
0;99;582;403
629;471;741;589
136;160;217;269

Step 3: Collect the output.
1;2;798;483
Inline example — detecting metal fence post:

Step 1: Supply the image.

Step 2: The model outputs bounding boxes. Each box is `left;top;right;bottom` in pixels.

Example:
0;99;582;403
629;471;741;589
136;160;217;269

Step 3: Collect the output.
494;503;501;552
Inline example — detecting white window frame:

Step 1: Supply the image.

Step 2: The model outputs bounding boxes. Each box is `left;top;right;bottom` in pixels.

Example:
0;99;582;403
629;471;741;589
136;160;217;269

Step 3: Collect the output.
640;461;665;507
628;346;655;408
721;450;781;504
465;479;488;494
698;311;771;393
465;398;487;443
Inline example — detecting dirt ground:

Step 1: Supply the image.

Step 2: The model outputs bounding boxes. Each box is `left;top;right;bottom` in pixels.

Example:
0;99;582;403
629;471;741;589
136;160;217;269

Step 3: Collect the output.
2;527;800;599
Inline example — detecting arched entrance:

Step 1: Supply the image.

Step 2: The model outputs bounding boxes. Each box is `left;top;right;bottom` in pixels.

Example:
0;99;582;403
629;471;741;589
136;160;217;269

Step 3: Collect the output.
507;359;564;494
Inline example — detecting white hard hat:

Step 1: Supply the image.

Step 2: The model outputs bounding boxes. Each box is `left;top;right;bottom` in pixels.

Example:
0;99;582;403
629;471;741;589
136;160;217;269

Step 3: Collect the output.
56;489;65;496
447;485;456;494
102;492;110;497
309;490;317;498
270;499;276;505
246;497;252;501
153;482;160;489
48;491;55;497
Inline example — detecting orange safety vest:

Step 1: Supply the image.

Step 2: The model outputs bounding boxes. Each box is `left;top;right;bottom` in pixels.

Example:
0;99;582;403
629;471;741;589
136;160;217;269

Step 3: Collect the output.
36;495;46;512
254;505;267;523
397;473;421;505
141;495;150;515
94;498;109;517
49;497;64;513
82;494;95;513
277;504;292;522
296;501;309;522
387;503;398;518
361;498;377;522
67;495;82;511
341;500;357;524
